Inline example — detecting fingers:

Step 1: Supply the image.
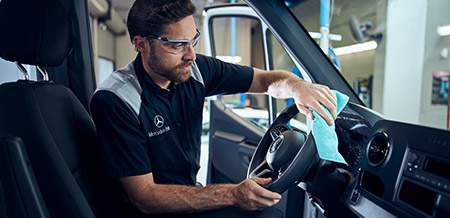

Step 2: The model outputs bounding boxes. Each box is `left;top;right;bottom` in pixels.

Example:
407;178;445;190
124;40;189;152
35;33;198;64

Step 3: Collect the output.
312;86;337;125
251;177;271;186
293;83;337;126
320;86;338;120
298;105;314;120
308;101;334;125
250;178;282;200
233;178;282;211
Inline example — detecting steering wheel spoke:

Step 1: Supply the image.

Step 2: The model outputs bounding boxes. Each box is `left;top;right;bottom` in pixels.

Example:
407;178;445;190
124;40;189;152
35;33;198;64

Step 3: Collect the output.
256;169;279;180
249;159;269;177
249;159;278;180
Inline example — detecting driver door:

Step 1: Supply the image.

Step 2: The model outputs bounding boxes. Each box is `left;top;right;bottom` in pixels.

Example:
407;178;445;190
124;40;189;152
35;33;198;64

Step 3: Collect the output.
202;4;274;185
202;5;309;218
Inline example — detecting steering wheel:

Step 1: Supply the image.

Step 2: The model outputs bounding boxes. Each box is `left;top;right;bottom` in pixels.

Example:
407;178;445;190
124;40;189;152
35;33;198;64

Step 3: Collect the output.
247;103;319;193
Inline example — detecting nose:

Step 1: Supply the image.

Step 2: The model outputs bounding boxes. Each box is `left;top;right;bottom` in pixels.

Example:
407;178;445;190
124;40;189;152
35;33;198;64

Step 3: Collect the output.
182;44;196;61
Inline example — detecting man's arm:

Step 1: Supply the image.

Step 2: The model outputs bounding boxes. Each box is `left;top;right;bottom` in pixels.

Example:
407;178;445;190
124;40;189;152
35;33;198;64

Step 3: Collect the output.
119;173;282;214
249;68;338;125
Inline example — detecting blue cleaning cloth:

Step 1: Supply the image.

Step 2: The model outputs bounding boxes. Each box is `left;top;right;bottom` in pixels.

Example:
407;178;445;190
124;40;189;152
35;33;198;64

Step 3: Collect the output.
311;90;349;165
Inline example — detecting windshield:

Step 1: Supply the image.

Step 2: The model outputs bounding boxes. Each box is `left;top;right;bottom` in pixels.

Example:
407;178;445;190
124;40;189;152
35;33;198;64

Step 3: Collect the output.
283;0;450;131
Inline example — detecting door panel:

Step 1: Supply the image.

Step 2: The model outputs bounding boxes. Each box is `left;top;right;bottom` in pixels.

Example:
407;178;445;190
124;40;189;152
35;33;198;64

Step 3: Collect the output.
208;99;263;184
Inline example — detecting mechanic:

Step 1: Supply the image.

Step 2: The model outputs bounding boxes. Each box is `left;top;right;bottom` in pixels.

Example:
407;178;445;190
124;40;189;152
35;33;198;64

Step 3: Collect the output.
90;0;337;217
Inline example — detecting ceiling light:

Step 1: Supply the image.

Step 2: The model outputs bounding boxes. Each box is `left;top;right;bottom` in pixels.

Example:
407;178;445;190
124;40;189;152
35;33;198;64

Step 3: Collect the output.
334;41;377;56
437;25;450;37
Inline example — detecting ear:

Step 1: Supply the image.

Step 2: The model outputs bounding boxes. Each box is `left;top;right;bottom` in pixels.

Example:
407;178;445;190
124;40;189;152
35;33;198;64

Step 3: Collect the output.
133;36;150;53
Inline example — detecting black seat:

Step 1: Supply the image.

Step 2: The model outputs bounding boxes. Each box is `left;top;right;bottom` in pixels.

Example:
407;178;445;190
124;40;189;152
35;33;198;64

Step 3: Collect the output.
0;136;50;218
0;0;122;217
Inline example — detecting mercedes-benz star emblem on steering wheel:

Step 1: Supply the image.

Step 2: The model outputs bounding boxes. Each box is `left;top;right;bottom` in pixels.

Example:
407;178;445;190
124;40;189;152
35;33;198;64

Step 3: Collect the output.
270;135;284;153
154;115;164;128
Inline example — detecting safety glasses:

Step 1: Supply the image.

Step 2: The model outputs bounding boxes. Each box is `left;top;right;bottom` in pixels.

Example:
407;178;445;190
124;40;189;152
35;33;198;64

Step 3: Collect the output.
146;29;201;54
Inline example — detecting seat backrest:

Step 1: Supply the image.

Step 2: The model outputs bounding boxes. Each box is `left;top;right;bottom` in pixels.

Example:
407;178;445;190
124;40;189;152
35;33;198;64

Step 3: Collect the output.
0;0;122;217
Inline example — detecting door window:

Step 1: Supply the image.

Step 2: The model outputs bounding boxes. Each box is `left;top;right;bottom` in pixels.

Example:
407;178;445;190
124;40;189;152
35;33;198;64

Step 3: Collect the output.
210;16;270;130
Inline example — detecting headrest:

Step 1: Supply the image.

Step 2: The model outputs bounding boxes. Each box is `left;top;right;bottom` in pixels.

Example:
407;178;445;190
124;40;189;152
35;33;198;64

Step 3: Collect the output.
0;0;72;67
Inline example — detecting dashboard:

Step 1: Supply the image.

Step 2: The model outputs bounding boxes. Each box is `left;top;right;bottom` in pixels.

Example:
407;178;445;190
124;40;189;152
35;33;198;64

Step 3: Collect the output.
302;103;450;217
345;120;450;217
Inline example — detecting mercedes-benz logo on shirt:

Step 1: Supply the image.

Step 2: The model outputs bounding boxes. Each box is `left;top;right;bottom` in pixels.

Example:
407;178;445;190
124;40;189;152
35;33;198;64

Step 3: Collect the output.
154;115;164;128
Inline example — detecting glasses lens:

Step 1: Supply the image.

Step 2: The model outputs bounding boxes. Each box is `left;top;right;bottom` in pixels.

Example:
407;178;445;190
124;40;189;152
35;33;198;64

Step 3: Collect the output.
154;29;201;54
192;30;201;47
192;35;200;48
162;42;185;54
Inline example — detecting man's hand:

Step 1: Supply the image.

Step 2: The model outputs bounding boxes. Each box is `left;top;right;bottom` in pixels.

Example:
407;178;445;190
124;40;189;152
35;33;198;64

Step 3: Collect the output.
289;80;337;125
232;177;282;211
250;68;338;125
120;173;281;214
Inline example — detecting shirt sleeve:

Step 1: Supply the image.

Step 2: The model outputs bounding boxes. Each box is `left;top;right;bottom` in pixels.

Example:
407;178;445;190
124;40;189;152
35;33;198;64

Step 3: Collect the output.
90;90;151;178
195;54;254;97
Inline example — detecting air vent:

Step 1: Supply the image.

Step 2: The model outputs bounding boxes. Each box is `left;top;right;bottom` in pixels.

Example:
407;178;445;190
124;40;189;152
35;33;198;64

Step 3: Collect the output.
366;132;390;167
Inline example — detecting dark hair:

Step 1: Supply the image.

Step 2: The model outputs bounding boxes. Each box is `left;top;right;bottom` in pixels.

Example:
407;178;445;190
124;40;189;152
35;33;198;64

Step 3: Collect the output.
127;0;196;42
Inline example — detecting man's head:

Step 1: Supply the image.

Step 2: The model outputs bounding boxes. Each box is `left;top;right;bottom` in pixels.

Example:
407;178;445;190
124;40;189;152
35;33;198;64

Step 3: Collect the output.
127;0;196;43
127;0;198;87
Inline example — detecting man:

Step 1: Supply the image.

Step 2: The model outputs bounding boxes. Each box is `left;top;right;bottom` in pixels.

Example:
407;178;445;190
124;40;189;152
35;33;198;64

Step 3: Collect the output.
90;0;337;217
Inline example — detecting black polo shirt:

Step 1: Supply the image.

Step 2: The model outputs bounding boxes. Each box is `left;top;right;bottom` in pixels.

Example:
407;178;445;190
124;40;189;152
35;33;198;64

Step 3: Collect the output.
90;54;253;185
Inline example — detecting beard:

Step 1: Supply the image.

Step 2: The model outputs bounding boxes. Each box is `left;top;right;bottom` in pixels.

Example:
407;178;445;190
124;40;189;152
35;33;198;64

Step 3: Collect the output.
147;50;193;84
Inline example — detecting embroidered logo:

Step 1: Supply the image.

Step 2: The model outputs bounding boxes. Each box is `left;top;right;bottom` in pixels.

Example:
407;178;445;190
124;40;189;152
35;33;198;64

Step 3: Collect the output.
154;115;164;128
149;115;170;138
